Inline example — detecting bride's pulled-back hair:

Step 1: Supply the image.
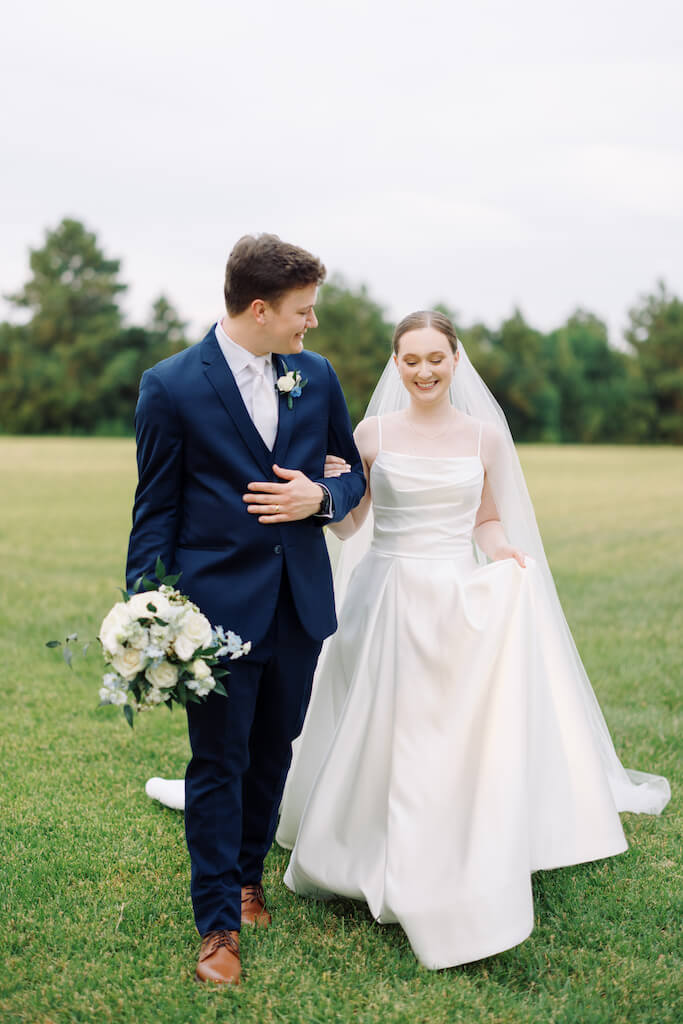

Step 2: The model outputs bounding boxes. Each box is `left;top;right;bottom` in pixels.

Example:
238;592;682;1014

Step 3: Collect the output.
392;310;458;355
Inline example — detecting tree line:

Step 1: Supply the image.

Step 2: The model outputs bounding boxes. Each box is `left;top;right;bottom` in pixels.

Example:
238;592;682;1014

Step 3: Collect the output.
1;218;681;442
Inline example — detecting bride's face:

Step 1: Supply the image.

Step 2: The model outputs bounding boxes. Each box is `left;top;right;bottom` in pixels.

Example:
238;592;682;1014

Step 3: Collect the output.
394;327;458;403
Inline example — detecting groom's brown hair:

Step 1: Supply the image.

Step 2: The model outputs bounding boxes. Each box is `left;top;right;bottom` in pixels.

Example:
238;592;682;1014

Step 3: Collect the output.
224;234;326;315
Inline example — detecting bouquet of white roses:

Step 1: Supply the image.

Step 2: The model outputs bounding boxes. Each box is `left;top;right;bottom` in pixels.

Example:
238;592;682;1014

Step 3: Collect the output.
48;558;250;727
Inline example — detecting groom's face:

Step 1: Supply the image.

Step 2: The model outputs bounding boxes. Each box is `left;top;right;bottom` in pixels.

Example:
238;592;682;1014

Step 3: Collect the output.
263;284;319;355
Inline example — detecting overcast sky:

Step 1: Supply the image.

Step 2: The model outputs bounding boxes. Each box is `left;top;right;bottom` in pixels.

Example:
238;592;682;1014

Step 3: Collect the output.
2;0;682;343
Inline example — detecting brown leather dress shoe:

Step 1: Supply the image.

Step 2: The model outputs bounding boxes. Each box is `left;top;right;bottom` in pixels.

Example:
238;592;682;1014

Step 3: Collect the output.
195;929;241;985
241;883;272;927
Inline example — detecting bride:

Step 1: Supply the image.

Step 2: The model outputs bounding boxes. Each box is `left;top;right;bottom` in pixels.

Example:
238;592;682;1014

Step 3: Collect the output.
147;311;670;969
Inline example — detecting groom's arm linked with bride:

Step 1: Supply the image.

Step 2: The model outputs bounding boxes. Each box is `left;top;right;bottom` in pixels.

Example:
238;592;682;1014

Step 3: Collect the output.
126;234;366;986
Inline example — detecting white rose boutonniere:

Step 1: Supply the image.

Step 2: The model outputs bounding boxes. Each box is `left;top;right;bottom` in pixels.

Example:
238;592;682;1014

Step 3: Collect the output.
276;360;308;410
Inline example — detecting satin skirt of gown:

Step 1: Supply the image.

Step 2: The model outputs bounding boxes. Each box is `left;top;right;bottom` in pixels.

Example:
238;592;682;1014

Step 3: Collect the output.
278;450;633;970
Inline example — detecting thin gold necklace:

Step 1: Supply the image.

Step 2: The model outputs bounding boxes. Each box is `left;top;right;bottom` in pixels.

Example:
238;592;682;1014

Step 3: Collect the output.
405;413;456;441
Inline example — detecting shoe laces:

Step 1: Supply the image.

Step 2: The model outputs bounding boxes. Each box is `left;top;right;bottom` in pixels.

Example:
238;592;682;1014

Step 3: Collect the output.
201;930;239;958
241;883;265;905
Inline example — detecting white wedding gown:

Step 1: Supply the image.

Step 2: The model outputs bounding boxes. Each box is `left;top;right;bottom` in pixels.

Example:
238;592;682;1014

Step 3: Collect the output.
145;424;670;970
274;435;666;969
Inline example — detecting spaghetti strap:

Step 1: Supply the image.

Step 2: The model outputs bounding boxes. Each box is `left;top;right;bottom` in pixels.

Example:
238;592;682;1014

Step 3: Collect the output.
376;415;383;451
477;421;483;457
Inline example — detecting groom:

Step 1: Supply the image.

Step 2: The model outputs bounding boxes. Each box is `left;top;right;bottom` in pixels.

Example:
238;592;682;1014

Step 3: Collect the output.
126;234;366;985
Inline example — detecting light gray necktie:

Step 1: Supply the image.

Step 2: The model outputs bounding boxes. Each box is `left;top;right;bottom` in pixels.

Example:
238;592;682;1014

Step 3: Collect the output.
250;361;278;450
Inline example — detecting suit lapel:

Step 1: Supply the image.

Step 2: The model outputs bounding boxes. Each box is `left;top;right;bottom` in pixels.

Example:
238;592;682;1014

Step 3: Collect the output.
201;334;273;478
271;353;296;465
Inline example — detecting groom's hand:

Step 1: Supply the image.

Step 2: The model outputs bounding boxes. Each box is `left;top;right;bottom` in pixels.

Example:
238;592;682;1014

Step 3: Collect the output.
244;464;325;523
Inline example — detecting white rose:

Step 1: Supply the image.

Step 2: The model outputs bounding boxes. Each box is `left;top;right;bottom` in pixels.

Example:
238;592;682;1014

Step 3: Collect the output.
111;646;146;680
191;658;212;680
99;602;132;656
145;660;178;690
174;634;196;662
180;610;213;651
127;590;173;622
277;374;295;393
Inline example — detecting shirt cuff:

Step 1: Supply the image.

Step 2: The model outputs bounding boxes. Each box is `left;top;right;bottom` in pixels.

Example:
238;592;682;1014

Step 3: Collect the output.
313;482;334;520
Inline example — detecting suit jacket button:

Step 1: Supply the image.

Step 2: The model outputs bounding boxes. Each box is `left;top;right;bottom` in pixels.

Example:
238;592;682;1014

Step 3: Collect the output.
274;544;283;555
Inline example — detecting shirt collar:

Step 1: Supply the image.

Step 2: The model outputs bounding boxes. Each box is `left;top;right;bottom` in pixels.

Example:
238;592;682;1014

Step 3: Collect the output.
215;319;272;376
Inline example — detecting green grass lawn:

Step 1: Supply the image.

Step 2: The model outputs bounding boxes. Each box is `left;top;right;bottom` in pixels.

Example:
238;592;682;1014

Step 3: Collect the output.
1;439;681;1024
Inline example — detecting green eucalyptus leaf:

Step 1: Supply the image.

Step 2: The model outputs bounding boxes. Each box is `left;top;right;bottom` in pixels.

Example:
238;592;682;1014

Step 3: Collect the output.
120;588;131;602
123;704;134;729
155;555;167;581
142;579;156;591
213;680;228;697
163;572;182;587
133;575;144;593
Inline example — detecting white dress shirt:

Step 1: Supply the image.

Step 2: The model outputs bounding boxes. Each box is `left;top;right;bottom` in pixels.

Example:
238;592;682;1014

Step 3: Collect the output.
214;319;334;518
215;319;279;450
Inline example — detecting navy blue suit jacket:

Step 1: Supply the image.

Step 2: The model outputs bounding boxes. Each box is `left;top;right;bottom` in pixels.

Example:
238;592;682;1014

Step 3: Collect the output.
126;329;366;645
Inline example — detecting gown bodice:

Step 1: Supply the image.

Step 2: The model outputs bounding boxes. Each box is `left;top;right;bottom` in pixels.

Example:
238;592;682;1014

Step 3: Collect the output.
370;451;484;560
